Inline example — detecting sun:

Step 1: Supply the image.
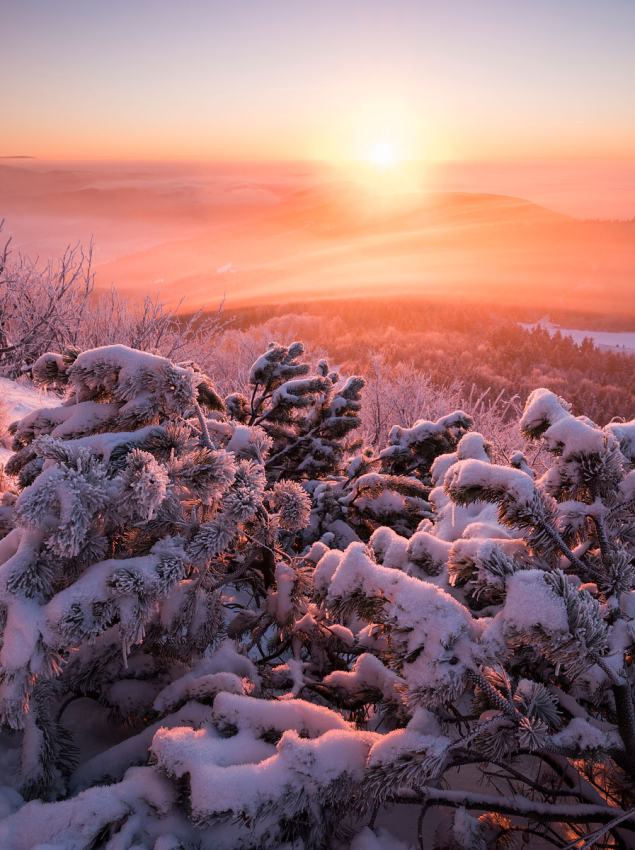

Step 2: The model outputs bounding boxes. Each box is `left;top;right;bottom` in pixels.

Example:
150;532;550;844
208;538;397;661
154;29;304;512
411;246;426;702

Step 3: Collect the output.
368;139;398;168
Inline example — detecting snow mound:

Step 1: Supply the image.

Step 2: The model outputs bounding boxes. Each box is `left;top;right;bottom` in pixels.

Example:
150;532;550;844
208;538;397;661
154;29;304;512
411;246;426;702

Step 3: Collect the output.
0;378;60;463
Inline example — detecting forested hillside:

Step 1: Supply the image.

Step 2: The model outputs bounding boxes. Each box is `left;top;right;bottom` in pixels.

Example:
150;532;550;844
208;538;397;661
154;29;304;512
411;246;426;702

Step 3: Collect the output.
226;298;635;424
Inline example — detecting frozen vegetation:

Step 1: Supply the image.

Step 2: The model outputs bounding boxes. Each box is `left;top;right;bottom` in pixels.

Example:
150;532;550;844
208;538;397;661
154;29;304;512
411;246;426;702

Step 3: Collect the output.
3;239;635;848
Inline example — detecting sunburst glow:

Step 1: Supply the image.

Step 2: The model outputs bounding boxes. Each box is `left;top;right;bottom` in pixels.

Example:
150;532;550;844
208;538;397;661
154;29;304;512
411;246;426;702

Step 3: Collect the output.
368;140;399;168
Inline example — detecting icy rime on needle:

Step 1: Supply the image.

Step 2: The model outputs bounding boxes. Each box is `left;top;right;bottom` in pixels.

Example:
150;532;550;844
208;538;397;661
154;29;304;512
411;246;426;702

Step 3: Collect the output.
1;346;635;847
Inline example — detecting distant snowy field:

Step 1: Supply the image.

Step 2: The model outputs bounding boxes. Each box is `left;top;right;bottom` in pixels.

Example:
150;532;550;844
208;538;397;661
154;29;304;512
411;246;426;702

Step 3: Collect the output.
0;378;61;462
520;319;635;354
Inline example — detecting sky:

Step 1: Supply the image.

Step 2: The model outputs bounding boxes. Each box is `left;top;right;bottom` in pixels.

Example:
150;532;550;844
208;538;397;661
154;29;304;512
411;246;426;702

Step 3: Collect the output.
3;0;635;162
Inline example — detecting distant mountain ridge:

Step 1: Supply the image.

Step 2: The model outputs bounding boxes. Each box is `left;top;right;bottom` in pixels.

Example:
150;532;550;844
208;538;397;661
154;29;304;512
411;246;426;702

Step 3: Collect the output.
1;161;633;316
94;185;634;315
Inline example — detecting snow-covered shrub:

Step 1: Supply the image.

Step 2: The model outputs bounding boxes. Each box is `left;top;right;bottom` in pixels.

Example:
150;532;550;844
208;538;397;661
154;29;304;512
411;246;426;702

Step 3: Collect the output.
2;338;635;850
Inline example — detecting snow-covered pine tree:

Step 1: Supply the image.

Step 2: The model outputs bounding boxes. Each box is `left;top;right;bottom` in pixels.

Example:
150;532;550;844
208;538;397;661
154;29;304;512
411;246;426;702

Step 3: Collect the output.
4;338;635;850
222;341;365;481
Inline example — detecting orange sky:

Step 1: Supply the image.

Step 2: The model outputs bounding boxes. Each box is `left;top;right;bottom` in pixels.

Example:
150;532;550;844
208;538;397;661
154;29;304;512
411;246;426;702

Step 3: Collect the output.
3;0;635;163
3;1;634;321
